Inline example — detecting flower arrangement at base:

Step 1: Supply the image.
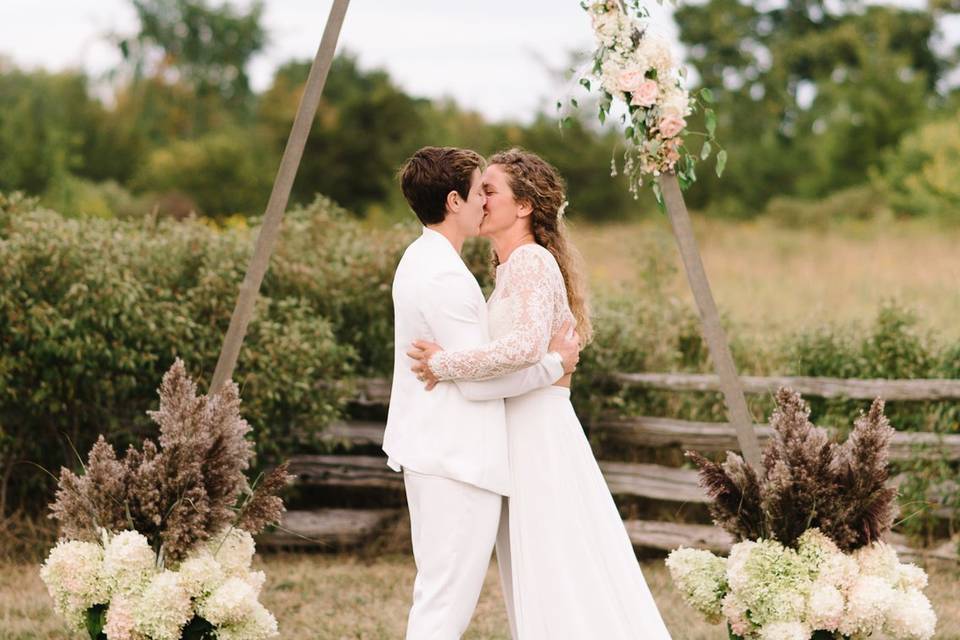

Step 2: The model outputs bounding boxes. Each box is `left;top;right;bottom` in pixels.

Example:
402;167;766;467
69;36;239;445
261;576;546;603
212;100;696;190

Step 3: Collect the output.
666;388;937;640
39;359;292;640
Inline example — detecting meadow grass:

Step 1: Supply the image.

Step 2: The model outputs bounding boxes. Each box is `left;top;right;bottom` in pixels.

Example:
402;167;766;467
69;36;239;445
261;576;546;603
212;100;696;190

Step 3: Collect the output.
570;215;960;343
4;552;959;639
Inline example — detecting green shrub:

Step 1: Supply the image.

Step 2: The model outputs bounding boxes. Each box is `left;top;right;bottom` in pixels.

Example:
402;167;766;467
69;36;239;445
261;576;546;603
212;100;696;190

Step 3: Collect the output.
133;129;275;218
0;198;356;512
763;184;890;229
872;117;960;218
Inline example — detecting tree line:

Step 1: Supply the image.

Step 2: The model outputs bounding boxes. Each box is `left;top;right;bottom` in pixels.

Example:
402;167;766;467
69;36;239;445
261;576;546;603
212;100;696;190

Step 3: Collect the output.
0;0;958;222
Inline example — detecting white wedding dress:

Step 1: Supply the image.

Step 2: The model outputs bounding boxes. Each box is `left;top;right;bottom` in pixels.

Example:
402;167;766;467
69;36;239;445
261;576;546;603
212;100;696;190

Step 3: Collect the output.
430;243;672;639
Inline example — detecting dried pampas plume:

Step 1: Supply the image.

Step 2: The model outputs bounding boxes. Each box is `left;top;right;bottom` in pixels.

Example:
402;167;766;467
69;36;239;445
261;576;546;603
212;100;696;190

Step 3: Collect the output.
686;387;898;552
49;359;289;562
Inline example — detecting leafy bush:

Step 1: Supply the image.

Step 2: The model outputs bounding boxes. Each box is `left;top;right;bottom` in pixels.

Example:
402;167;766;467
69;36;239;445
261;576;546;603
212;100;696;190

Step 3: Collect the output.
0;197;355;512
762;184;890;229
872;117;960;218
133;128;275;217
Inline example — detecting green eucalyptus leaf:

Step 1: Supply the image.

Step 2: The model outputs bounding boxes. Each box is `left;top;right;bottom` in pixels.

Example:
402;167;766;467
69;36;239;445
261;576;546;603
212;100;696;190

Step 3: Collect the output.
716;149;728;177
86;604;107;640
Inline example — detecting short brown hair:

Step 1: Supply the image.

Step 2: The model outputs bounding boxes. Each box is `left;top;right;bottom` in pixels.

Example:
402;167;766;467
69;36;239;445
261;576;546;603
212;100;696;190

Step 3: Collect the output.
399;146;485;225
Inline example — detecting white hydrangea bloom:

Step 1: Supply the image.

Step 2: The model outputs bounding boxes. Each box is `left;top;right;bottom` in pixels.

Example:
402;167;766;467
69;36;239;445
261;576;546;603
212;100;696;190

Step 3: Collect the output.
215;601;279;640
133;570;193;640
178;550;226;599
796;528;840;564
104;594;144;640
198;576;258;627
208;528;256;575
806;581;845;631
728;539;812;627
103;530;156;596
40;539;109;630
839;574;895;637
722;592;753;637
758;620;811;640
884;587;937;640
895;563;929;592
854;541;900;582
816;550;860;592
665;547;727;623
726;540;758;593
243;569;267;597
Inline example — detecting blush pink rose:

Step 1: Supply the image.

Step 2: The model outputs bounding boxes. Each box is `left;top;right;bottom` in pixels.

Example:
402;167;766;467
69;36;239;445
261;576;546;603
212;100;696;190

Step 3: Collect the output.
630;79;659;107
616;69;646;93
658;115;686;139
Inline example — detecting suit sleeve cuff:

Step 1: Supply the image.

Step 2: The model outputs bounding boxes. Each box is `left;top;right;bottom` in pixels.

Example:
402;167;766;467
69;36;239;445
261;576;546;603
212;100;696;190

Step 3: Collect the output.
543;351;565;383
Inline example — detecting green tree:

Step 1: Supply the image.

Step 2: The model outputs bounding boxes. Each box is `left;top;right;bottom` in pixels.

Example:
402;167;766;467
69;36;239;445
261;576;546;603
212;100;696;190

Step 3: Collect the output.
675;0;948;215
119;0;266;123
0;69;97;195
872;116;960;216
258;54;427;214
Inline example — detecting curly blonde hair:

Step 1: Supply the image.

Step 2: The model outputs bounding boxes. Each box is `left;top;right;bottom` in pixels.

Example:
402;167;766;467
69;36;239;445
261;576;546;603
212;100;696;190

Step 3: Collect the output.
488;148;593;344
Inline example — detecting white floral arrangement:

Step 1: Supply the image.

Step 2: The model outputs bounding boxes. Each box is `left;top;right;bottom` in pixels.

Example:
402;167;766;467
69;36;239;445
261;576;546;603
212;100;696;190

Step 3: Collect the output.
41;528;277;640
38;360;290;640
667;530;937;640
667;389;939;640
571;0;725;200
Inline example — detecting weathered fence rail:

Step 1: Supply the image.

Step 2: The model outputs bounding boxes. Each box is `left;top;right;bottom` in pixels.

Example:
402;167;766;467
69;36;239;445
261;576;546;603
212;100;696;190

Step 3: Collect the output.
611;372;960;401
261;374;959;561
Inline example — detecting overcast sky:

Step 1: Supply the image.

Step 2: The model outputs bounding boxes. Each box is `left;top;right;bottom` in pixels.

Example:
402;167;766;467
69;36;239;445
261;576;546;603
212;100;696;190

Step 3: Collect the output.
0;0;677;123
1;1;956;123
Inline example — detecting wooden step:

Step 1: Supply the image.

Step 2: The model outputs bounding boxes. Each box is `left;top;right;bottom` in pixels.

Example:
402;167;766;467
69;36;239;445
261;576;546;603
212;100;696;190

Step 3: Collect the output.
257;508;402;549
320;420;389;448
288;454;403;491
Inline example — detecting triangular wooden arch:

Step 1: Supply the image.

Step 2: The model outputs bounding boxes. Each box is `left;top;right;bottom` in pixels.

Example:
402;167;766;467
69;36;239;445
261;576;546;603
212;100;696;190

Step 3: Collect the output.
208;0;763;469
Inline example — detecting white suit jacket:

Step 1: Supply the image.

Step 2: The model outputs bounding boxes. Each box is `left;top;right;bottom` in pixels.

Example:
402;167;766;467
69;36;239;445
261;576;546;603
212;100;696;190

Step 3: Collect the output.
382;227;563;496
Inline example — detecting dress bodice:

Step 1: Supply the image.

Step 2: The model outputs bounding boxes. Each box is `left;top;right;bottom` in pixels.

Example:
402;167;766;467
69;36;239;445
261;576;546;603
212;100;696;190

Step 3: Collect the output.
430;243;576;381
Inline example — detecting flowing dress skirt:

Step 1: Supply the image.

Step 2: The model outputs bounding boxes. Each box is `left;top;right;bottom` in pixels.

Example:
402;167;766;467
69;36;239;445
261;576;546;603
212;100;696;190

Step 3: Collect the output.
502;386;672;639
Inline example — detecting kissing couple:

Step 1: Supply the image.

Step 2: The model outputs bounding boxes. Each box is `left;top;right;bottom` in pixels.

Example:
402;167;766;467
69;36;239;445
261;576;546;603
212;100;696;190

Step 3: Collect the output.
383;146;672;639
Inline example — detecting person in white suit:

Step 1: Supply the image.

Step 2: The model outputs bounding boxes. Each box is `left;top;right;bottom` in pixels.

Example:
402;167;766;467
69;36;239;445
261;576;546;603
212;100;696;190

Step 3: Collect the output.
383;146;580;640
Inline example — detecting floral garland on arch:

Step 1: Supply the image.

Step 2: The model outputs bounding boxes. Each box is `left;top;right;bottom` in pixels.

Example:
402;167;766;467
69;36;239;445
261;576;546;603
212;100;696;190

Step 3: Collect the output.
570;0;725;202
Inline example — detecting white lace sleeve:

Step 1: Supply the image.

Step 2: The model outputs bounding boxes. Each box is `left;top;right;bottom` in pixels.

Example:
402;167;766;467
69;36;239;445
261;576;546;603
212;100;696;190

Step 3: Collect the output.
429;246;556;381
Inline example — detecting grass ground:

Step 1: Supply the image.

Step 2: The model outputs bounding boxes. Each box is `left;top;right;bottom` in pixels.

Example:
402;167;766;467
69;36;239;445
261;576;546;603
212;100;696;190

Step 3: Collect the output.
570;215;960;343
4;553;959;639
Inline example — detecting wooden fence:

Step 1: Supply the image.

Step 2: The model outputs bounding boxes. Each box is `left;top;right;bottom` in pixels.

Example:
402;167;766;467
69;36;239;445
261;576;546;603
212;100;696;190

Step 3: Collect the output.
259;374;960;562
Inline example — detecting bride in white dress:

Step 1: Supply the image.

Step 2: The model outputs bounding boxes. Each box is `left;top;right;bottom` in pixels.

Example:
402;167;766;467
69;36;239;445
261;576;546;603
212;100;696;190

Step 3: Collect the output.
408;149;672;639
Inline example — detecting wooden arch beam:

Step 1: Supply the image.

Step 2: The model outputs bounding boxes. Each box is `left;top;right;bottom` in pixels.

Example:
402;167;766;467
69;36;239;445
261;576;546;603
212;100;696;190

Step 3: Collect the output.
209;0;351;395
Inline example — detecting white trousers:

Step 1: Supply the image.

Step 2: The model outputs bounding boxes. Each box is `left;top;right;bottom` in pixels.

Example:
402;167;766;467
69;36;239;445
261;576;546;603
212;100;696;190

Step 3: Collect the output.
403;469;512;640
